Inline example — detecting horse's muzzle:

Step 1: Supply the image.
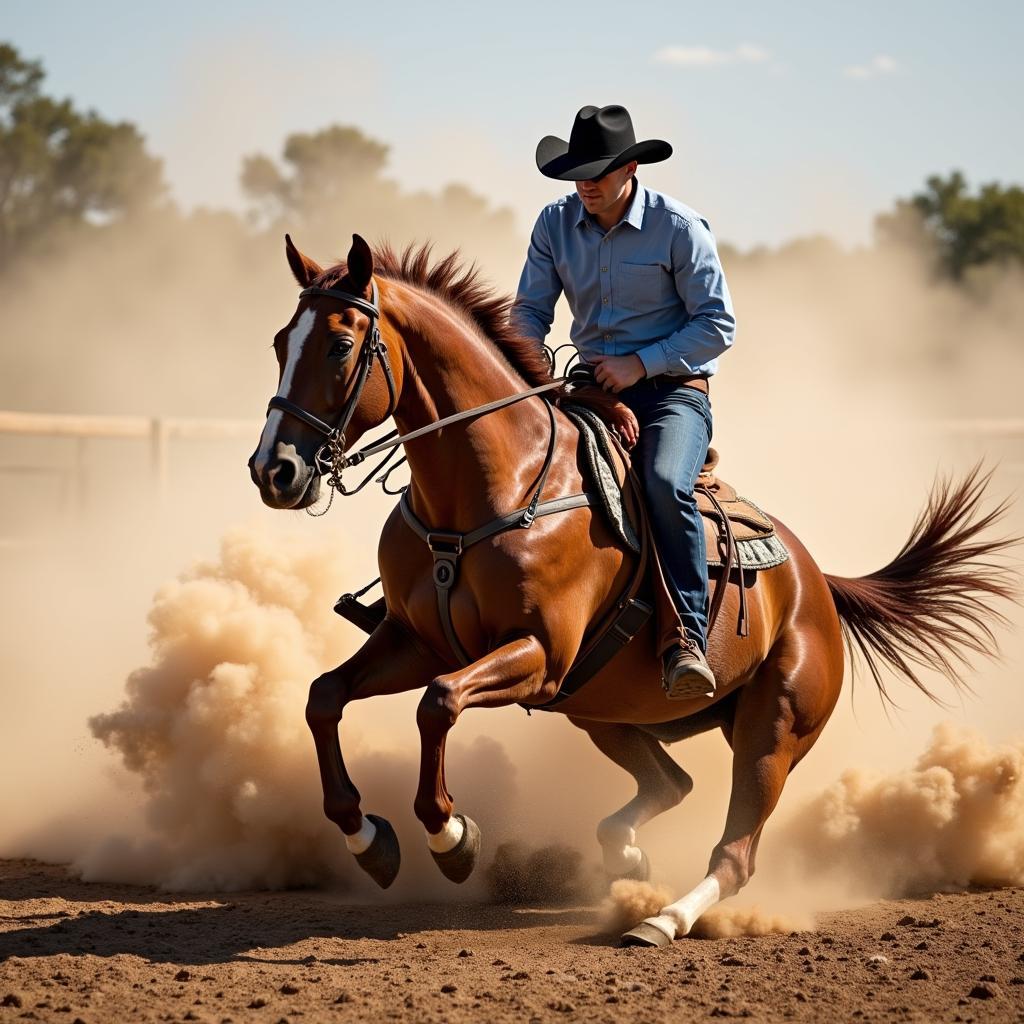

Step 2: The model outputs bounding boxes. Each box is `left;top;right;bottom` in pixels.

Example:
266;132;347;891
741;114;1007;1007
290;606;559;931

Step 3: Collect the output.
249;442;317;509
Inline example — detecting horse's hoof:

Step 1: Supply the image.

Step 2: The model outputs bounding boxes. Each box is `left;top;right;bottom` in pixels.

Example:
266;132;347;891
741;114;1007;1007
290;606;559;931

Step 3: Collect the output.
353;814;401;889
608;849;650;883
430;813;480;883
620;920;673;948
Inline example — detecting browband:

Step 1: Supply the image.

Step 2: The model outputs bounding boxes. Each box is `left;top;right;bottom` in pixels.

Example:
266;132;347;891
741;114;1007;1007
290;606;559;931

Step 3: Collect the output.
299;279;380;320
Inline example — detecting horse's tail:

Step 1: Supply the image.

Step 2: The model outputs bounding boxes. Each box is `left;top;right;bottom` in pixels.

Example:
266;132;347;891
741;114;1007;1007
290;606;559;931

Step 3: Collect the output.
824;465;1020;704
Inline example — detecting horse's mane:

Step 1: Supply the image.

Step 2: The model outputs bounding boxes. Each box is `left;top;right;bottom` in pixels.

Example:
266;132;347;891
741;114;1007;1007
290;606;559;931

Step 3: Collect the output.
311;242;554;388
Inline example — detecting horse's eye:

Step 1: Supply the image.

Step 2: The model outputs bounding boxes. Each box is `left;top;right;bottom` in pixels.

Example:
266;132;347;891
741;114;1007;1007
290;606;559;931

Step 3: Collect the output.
329;337;354;360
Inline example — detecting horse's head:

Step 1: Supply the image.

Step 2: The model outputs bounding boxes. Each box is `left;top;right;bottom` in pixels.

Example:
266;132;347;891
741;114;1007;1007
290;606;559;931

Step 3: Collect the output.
249;233;397;509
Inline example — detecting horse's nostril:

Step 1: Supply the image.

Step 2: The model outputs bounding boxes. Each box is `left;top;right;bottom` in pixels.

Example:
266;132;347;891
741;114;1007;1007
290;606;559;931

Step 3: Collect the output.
268;457;298;493
266;448;305;495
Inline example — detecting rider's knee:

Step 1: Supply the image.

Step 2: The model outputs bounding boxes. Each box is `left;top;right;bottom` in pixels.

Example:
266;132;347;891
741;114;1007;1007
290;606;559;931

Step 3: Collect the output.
645;465;697;508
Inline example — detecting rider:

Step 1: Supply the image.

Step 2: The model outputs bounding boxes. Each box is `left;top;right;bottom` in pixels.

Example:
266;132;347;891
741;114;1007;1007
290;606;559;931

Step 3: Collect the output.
510;104;736;701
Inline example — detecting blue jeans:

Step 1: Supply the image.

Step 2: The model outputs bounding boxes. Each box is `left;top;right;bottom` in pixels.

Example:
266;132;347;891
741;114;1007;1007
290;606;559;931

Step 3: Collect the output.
619;379;713;652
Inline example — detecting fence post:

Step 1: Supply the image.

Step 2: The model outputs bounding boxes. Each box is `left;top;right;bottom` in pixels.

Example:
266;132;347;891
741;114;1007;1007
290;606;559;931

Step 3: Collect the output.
150;418;168;497
74;437;88;512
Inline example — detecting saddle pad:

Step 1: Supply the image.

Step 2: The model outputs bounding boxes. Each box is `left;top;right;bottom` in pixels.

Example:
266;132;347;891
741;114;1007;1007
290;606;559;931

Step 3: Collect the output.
704;519;790;570
563;404;641;553
564;404;789;571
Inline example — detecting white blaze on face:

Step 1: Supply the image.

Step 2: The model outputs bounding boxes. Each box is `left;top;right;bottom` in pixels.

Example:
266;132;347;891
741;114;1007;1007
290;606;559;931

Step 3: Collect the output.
255;308;318;475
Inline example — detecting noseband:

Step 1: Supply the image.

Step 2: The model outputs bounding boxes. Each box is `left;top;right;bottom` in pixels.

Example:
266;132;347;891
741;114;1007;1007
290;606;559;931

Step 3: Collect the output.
267;279;399;503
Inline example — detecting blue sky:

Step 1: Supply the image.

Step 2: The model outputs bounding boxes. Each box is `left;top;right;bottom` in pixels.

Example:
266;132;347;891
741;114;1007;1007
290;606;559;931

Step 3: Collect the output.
6;0;1023;248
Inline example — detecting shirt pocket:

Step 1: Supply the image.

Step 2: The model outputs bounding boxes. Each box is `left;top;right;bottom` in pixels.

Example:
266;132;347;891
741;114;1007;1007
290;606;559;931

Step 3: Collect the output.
618;261;674;312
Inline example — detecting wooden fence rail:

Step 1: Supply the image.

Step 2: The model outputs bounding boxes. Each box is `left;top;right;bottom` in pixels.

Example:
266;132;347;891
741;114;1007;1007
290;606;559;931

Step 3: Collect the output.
0;410;261;499
0;410;260;440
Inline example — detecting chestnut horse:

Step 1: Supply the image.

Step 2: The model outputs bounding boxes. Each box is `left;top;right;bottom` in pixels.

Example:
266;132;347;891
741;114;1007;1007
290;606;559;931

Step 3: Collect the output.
249;234;1015;947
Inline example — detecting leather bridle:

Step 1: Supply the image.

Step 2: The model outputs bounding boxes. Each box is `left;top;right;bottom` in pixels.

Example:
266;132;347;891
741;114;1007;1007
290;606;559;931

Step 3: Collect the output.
267;279;399;502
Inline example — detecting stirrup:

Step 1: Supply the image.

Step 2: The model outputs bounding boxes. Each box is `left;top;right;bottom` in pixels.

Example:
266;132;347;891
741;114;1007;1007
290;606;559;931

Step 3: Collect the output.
334;582;387;634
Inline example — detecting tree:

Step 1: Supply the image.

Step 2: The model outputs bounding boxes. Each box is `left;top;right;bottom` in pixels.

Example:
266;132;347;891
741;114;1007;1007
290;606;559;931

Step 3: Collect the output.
0;42;166;270
240;124;521;282
241;125;392;228
876;172;1024;279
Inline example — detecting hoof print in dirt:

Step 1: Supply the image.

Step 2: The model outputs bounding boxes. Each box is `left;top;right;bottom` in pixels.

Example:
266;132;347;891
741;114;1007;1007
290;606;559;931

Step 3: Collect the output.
354;814;401;889
431;814;481;883
620;921;672;948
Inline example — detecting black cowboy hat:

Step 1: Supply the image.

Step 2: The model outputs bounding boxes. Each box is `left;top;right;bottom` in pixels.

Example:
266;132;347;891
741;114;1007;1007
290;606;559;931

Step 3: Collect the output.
536;104;672;181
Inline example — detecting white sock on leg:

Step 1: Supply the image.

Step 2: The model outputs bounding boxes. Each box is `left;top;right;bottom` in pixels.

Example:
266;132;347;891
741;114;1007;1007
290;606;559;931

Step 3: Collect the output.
652;875;721;939
344;815;377;855
426;816;465;853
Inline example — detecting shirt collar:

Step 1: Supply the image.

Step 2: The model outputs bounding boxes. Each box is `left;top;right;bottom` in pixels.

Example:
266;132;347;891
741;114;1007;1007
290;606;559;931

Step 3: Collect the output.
624;179;647;229
573;195;588;228
574;179;648;231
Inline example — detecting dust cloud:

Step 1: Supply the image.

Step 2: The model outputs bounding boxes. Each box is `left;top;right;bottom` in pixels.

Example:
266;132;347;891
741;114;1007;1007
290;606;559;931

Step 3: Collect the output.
485;843;602;906
604;879;674;933
692;906;813;939
780;722;1024;899
79;524;353;891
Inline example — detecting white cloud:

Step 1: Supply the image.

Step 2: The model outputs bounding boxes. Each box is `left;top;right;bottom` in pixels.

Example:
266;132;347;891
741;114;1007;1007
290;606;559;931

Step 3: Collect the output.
735;44;770;63
653;43;770;68
843;54;901;79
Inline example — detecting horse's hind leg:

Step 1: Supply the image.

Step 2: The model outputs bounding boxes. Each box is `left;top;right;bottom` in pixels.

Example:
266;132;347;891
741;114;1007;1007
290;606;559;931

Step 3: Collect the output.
414;635;550;882
305;617;443;888
569;719;693;880
623;640;841;946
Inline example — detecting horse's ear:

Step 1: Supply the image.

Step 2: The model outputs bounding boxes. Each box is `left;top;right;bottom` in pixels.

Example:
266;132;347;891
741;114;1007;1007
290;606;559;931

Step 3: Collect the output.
346;233;374;293
284;233;322;288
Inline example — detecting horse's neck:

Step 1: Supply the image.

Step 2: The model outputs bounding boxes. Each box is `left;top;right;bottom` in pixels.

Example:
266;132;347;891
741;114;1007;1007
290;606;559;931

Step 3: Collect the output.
384;282;552;529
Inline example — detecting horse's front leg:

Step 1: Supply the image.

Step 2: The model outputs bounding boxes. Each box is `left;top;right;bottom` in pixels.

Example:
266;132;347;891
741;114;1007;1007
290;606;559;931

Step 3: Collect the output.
305;616;443;888
413;635;551;882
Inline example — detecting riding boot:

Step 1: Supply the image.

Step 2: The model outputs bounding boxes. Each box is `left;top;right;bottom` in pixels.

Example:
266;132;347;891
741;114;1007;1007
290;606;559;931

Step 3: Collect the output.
662;636;716;700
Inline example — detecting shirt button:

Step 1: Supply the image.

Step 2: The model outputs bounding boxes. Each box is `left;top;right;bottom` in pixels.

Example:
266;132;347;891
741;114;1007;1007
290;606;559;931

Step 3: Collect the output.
604;333;612;340
601;266;608;272
602;296;609;304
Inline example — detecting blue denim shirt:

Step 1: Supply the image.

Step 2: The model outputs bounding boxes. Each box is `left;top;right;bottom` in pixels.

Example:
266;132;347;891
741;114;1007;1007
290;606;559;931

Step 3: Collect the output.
510;180;736;377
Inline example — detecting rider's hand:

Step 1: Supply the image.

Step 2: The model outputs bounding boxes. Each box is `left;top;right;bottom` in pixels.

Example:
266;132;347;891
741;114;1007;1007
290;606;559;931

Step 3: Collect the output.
592;354;646;393
607;401;639;449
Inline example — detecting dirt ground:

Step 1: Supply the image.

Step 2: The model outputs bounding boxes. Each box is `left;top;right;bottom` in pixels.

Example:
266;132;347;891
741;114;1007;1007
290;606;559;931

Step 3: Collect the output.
1;859;1022;1024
